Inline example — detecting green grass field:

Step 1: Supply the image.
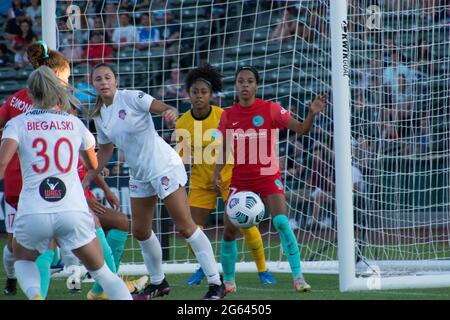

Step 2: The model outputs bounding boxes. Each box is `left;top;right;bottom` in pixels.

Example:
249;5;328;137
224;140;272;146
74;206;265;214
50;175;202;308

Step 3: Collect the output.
2;236;450;300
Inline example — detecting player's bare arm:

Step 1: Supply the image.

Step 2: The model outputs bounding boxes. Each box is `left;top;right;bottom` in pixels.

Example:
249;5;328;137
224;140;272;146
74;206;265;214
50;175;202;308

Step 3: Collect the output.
150;99;179;124
0;138;18;180
82;143;113;190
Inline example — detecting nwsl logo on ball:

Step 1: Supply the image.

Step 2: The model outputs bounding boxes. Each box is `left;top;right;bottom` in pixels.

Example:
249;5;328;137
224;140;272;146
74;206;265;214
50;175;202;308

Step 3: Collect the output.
229;197;239;209
119;109;127;120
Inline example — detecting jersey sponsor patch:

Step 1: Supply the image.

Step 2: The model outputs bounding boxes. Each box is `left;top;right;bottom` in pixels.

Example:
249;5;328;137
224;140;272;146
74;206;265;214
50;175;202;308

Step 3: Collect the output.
39;177;66;202
160;176;170;190
119;109;127;120
274;179;283;190
252;115;264;127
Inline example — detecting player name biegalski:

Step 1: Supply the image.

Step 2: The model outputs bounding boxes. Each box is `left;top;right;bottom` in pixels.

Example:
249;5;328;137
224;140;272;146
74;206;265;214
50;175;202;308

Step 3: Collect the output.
26;120;74;131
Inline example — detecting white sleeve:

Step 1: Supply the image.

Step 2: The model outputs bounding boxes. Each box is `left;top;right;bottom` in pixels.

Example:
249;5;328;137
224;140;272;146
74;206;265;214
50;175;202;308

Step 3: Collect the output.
93;117;111;145
77;118;96;150
1;119;20;143
127;90;154;113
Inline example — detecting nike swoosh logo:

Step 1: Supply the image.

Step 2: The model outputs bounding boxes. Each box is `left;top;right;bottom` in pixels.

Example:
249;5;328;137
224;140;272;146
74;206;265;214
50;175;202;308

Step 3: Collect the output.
232;122;239;126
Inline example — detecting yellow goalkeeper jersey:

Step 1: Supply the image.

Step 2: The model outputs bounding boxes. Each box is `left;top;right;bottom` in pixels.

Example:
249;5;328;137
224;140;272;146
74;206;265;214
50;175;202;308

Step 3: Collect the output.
175;105;233;190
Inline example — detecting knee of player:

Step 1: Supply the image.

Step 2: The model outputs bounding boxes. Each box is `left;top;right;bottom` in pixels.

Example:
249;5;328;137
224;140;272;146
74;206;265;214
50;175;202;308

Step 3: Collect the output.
131;226;151;241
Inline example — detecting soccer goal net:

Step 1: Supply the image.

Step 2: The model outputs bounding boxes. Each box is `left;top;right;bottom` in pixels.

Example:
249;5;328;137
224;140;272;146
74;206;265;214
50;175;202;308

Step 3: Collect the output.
47;0;450;290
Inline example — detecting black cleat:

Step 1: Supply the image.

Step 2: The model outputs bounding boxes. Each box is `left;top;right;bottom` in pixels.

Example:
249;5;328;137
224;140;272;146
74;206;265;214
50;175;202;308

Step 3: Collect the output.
203;278;226;300
4;278;17;295
132;277;171;300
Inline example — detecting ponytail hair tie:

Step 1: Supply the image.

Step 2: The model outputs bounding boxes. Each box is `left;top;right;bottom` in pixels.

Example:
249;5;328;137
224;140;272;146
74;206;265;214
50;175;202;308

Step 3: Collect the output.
37;40;49;60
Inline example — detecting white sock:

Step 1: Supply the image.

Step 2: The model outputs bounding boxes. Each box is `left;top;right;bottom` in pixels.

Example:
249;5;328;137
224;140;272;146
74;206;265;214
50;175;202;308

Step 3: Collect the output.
89;263;132;300
186;228;221;286
3;245;16;279
60;246;80;267
14;260;41;299
138;232;165;284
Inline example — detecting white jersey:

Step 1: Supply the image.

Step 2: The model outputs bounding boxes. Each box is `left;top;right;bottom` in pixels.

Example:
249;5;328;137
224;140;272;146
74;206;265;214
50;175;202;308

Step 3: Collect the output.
1;109;95;216
93;90;182;181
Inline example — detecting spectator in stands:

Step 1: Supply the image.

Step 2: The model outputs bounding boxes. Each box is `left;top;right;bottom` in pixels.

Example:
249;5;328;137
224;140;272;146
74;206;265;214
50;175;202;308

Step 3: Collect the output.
11;19;37;68
111;12;137;50
159;10;180;52
118;0;134;12
89;16;111;43
85;31;113;67
150;0;174;24
25;0;40;25
136;12;161;49
7;0;26;21
102;2;119;40
0;44;13;67
270;7;298;43
3;7;28;41
416;38;435;76
33;14;41;38
157;67;190;107
383;50;414;100
61;33;84;65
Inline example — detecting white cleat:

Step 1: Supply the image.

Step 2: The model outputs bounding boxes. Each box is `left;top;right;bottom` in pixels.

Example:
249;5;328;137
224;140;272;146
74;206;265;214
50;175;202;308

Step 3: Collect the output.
66;265;82;292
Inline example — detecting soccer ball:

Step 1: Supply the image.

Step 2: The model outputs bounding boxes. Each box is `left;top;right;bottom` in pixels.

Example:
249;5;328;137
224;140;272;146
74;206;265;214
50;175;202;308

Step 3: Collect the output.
226;191;265;229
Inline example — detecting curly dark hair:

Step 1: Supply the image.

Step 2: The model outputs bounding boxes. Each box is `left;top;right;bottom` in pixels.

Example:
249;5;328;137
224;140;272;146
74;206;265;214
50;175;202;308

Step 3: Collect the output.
185;63;222;93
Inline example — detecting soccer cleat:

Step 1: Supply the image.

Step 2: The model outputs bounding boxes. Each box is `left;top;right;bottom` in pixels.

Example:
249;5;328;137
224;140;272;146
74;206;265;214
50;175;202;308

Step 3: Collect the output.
31;293;44;300
132;277;171;300
187;267;205;286
125;275;149;294
66;265;82;292
293;274;311;292
3;278;17;295
203;279;226;300
223;280;237;293
87;290;108;300
258;270;277;284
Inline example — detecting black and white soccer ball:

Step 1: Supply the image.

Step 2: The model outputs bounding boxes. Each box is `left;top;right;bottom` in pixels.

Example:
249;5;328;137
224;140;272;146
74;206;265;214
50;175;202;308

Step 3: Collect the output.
226;191;265;229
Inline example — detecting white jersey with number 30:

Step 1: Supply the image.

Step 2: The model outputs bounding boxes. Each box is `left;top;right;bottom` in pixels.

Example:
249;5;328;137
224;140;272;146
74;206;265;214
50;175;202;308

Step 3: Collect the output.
94;90;182;182
1;109;95;216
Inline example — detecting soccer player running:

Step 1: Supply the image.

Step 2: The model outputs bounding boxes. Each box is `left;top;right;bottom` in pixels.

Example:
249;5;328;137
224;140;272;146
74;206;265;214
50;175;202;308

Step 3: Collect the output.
0;42;137;298
0;66;132;300
175;63;276;286
214;66;326;292
84;63;226;300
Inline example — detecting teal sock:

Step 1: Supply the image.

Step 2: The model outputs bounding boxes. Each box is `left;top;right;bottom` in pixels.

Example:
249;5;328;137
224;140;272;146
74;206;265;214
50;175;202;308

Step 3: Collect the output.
220;239;237;282
273;214;302;277
106;229;128;272
91;227;117;295
35;250;54;299
50;247;60;267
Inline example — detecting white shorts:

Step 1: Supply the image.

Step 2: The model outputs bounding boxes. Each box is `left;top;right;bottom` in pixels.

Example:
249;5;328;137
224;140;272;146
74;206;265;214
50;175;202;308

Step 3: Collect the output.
13;211;96;254
4;202;16;234
129;164;188;199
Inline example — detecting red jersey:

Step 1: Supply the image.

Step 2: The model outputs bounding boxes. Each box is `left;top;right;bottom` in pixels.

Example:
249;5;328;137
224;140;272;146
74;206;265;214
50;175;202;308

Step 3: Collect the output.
217;98;292;184
85;43;113;67
0;88;33;208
